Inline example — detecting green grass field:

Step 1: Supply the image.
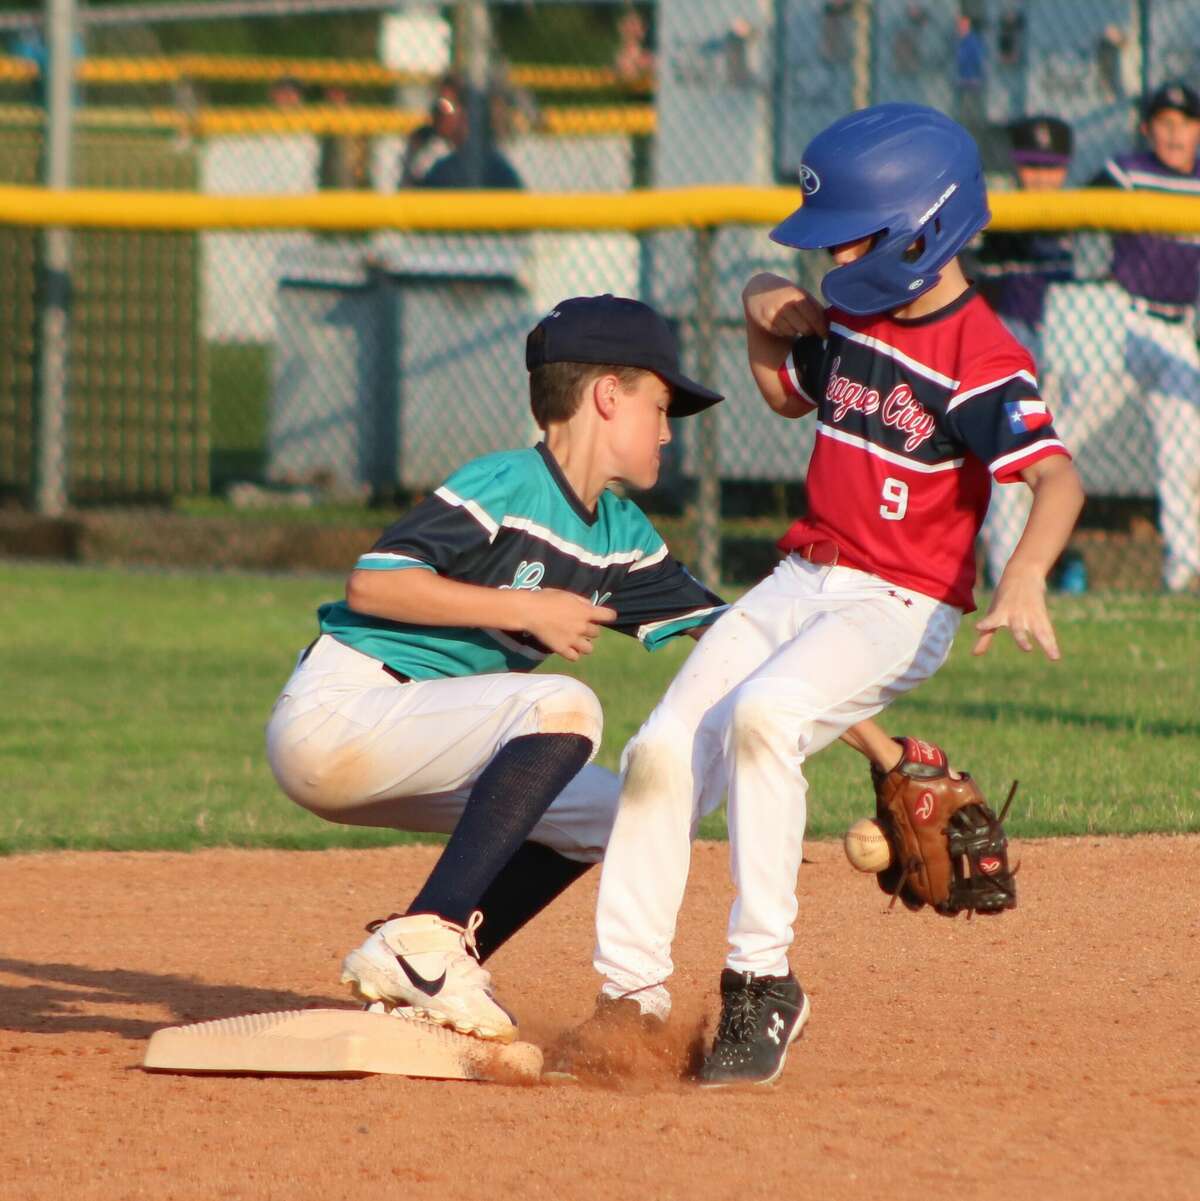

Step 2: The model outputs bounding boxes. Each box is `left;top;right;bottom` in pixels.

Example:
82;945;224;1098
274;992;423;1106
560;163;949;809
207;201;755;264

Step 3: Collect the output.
1;561;1196;854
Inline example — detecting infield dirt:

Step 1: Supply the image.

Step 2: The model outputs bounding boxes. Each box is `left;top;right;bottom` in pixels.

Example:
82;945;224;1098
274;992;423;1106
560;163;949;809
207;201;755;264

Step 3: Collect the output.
1;837;1197;1201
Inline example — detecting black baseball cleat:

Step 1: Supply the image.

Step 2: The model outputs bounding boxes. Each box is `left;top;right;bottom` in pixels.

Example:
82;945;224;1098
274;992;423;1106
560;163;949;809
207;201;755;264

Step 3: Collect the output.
697;969;810;1088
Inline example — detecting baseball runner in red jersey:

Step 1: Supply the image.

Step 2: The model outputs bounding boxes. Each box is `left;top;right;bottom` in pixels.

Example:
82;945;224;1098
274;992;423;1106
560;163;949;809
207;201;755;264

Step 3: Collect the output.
582;105;1085;1087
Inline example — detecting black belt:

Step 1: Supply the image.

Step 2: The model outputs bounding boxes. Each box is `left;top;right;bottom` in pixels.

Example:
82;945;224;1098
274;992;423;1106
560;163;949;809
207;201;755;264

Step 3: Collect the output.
1130;298;1191;324
298;637;411;683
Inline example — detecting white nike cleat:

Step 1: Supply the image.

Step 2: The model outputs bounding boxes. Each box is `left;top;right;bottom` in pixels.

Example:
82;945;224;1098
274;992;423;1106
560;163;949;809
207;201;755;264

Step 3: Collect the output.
340;911;517;1043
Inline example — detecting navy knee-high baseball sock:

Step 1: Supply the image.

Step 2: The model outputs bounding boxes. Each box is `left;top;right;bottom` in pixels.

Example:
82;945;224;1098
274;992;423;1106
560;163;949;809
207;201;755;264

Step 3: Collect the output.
471;841;593;963
407;732;593;928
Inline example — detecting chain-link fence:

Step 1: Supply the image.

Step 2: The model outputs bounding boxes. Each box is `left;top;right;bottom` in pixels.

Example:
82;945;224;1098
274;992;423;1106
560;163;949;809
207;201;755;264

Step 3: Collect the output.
2;0;1200;592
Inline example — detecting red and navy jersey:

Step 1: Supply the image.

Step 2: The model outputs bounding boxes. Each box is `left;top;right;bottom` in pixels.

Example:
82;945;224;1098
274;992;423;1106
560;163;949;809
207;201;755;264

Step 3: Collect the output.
776;287;1070;611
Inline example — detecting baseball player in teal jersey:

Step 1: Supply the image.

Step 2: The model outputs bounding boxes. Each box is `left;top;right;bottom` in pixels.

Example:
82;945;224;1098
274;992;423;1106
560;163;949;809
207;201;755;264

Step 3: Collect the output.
266;295;730;1043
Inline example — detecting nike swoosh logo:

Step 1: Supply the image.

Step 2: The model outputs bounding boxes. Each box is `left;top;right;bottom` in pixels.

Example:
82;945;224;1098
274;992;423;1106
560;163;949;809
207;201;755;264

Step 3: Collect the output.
394;954;446;997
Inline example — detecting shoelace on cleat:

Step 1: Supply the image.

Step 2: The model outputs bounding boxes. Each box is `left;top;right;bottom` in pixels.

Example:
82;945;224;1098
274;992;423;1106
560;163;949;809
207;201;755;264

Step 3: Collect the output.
363;909;484;959
460;910;484;960
362;910;494;991
716;977;771;1046
455;913;497;992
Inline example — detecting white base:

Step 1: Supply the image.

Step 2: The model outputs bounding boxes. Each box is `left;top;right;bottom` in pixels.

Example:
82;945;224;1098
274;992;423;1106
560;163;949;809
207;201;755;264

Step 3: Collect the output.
141;1008;542;1082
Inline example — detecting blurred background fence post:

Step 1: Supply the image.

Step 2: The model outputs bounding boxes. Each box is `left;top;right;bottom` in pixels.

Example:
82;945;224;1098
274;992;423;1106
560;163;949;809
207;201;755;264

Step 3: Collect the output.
34;0;76;517
693;224;720;589
455;0;490;188
851;0;872;110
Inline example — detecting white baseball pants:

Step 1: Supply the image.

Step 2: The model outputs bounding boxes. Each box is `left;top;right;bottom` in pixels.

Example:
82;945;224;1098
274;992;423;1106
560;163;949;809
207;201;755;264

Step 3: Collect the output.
266;634;620;863
1066;306;1200;591
593;555;961;1017
1125;309;1200;591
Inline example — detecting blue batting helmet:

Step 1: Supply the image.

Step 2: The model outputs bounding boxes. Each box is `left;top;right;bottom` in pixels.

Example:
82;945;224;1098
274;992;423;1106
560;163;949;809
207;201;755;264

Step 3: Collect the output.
771;103;991;315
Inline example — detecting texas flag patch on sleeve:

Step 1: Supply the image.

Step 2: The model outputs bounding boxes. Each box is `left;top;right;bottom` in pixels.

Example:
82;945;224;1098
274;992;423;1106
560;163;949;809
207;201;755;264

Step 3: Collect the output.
1005;397;1052;434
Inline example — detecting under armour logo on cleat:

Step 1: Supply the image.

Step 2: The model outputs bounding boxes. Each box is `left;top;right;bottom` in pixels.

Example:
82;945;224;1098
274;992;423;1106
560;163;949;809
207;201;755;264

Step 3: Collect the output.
394;955;447;997
767;1012;785;1045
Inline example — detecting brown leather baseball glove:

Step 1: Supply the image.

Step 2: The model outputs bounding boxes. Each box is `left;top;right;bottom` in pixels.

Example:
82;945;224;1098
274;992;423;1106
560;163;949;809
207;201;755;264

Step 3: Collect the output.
871;737;1017;916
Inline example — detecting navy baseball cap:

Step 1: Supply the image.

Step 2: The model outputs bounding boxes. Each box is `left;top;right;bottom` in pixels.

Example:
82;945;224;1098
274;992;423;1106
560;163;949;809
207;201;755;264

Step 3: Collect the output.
525;294;724;418
1143;80;1200;121
1009;115;1072;165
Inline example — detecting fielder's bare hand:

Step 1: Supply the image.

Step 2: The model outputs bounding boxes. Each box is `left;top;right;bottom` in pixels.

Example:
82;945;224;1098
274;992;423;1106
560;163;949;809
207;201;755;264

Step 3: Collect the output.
974;457;1083;660
521;589;617;660
972;570;1060;659
742;272;829;341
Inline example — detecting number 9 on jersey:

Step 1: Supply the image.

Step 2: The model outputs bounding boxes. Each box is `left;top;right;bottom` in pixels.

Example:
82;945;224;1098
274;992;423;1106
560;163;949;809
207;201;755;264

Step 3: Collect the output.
880;477;908;521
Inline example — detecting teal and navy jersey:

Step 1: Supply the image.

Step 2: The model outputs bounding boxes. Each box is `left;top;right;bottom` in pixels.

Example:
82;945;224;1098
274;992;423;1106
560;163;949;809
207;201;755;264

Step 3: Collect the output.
318;443;726;679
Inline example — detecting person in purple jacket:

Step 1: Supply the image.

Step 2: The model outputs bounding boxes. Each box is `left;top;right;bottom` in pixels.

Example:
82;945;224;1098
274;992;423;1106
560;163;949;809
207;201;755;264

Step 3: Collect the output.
1092;82;1200;593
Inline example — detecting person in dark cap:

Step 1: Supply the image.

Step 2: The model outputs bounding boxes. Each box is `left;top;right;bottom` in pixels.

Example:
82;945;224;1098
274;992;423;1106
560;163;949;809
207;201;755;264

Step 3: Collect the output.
1085;81;1200;592
973;115;1077;586
1010;115;1073;182
975;115;1075;336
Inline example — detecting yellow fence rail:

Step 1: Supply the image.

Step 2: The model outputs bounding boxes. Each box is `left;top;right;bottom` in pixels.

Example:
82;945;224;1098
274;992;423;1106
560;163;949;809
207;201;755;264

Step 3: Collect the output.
0;102;654;137
0;55;654;93
0;185;1197;234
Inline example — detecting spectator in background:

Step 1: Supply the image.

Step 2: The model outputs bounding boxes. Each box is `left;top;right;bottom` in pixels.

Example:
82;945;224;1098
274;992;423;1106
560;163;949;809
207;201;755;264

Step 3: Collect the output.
1086;81;1200;592
973;116;1077;587
975;117;1074;356
954;15;987;138
268;76;305;111
820;0;853;64
10;28;47;105
400;73;465;187
892;5;929;78
415;76;524;191
997;7;1024;68
614;7;654;84
10;26;83;107
1097;25;1128;102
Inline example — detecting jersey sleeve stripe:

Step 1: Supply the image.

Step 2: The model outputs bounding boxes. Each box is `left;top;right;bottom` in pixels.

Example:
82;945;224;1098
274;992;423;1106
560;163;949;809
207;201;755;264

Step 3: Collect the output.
990;438;1069;480
434;485;500;538
816;422;965;473
354;552;435;570
829;323;961;390
778;352;816;406
635;604;728;644
499;515;650;569
947;369;1039;412
1126;170;1200;194
626;543;669;573
1104;158;1133;190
